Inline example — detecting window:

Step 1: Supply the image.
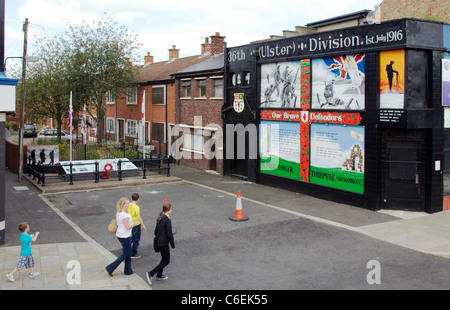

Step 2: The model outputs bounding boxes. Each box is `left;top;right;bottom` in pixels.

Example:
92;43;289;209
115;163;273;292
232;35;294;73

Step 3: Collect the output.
126;88;137;105
243;72;251;86
106;91;116;105
126;120;137;136
182;80;191;98
91;117;97;132
107;118;115;132
214;79;223;97
198;79;206;97
183;128;204;153
151;122;166;142
152;85;166;105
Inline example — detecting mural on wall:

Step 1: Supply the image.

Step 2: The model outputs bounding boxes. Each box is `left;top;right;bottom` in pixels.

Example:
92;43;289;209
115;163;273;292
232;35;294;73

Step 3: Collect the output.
27;146;59;165
310;124;365;194
260;60;301;108
442;59;450;106
379;49;405;109
59;158;138;174
260;121;301;180
311;54;365;110
260;59;364;191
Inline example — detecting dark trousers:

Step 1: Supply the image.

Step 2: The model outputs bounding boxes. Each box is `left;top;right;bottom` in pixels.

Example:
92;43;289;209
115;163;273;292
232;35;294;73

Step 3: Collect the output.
131;224;141;256
106;237;133;275
149;245;170;277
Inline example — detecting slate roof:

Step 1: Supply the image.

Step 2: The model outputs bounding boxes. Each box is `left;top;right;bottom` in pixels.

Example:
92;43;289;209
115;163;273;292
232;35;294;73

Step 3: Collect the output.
136;53;212;84
172;54;224;76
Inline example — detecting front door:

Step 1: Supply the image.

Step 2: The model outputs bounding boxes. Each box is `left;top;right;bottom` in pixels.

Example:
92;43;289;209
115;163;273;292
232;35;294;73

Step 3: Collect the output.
231;130;249;179
382;130;426;211
118;120;125;143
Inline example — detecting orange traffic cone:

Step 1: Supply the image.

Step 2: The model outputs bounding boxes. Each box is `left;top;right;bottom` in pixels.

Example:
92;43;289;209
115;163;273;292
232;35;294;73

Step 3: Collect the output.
164;198;167;205
229;191;248;221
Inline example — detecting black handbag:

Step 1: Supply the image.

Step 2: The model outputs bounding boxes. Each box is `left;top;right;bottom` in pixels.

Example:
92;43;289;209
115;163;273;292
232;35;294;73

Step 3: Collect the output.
153;237;160;253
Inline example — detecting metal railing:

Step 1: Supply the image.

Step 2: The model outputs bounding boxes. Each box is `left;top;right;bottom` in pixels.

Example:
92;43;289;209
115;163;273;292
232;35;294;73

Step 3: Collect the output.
24;151;174;187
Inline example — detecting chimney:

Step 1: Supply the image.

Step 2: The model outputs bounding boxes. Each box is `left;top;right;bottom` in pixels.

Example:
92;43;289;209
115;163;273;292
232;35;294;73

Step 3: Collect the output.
201;37;211;54
169;45;180;60
145;52;154;64
210;32;225;56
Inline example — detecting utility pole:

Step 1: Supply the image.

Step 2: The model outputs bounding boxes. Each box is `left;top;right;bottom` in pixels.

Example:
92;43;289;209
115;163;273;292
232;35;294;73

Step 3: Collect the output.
18;18;28;183
0;0;6;246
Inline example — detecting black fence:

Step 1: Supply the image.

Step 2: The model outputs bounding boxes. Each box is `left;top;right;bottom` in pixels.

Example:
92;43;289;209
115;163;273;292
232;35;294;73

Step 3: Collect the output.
25;151;174;187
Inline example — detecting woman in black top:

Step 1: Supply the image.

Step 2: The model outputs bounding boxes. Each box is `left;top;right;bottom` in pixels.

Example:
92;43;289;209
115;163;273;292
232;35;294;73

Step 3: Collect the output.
146;203;175;285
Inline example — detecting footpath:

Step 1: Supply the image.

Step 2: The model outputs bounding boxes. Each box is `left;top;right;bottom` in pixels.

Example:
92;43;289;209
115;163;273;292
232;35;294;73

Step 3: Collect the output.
0;165;449;290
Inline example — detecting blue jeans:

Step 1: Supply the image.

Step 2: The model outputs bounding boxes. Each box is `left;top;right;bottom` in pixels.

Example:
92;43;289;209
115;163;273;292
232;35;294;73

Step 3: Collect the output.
106;237;133;275
131;224;141;256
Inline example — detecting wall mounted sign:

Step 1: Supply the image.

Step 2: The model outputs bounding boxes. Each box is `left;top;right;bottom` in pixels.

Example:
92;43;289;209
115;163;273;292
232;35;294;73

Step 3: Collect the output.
233;93;245;113
443;59;450;106
260;121;301;180
379;49;405;109
227;21;409;65
27;146;59;165
310;123;365;194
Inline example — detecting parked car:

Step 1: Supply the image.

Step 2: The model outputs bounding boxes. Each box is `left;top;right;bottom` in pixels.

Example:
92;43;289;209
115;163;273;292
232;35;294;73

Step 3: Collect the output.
37;128;80;141
23;125;37;138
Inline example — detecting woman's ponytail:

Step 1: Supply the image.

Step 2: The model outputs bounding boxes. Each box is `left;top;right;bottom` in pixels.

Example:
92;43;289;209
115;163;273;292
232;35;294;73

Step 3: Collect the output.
158;203;172;218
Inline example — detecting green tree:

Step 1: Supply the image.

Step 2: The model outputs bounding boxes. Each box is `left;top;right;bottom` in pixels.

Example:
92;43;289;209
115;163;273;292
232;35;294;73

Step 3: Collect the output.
26;14;142;143
24;36;71;142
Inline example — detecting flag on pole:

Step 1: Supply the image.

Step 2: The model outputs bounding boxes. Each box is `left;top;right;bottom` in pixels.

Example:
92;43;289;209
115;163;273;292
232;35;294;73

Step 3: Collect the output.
141;90;146;146
81;103;87;145
81;103;86;135
68;91;73;131
68;91;73;162
141;90;146;123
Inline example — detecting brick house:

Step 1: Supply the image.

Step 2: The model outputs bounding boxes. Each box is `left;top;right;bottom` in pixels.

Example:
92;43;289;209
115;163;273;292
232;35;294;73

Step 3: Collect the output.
378;0;449;23
171;33;225;174
105;41;218;155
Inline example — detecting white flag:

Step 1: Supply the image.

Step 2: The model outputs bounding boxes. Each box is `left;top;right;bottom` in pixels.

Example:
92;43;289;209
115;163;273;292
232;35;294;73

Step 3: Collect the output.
141;90;146;123
141;91;146;144
81;103;86;135
68;91;73;131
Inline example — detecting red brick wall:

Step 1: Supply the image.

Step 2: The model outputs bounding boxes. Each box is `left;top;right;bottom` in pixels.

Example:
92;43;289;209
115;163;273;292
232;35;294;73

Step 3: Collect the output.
105;82;177;154
175;74;224;174
444;196;450;211
5;139;24;173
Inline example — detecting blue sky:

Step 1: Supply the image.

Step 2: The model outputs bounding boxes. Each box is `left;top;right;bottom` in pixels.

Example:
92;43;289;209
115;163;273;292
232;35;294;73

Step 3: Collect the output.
310;123;364;169
5;0;382;66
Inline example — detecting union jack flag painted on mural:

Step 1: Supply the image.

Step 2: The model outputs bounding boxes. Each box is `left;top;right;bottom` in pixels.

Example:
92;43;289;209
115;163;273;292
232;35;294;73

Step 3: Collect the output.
323;54;365;80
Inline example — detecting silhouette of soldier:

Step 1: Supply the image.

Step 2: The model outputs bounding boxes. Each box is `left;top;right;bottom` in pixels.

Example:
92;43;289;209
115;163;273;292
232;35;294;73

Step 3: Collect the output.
30;149;36;164
39;149;46;165
386;61;398;92
49;150;54;165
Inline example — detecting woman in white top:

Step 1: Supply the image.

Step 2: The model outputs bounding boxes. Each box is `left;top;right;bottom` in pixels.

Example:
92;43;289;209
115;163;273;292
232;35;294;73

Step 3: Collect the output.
105;197;135;276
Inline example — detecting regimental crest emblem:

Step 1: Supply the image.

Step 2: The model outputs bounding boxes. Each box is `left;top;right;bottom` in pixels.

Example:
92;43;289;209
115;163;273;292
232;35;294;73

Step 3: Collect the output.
233;93;245;113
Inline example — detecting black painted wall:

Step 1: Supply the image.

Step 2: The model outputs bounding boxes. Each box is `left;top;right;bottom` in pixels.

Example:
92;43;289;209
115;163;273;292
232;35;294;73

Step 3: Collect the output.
223;19;445;213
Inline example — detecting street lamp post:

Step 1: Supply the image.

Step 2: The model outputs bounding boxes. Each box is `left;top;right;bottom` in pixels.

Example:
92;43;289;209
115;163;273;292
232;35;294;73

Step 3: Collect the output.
5;53;40;184
18;18;29;183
